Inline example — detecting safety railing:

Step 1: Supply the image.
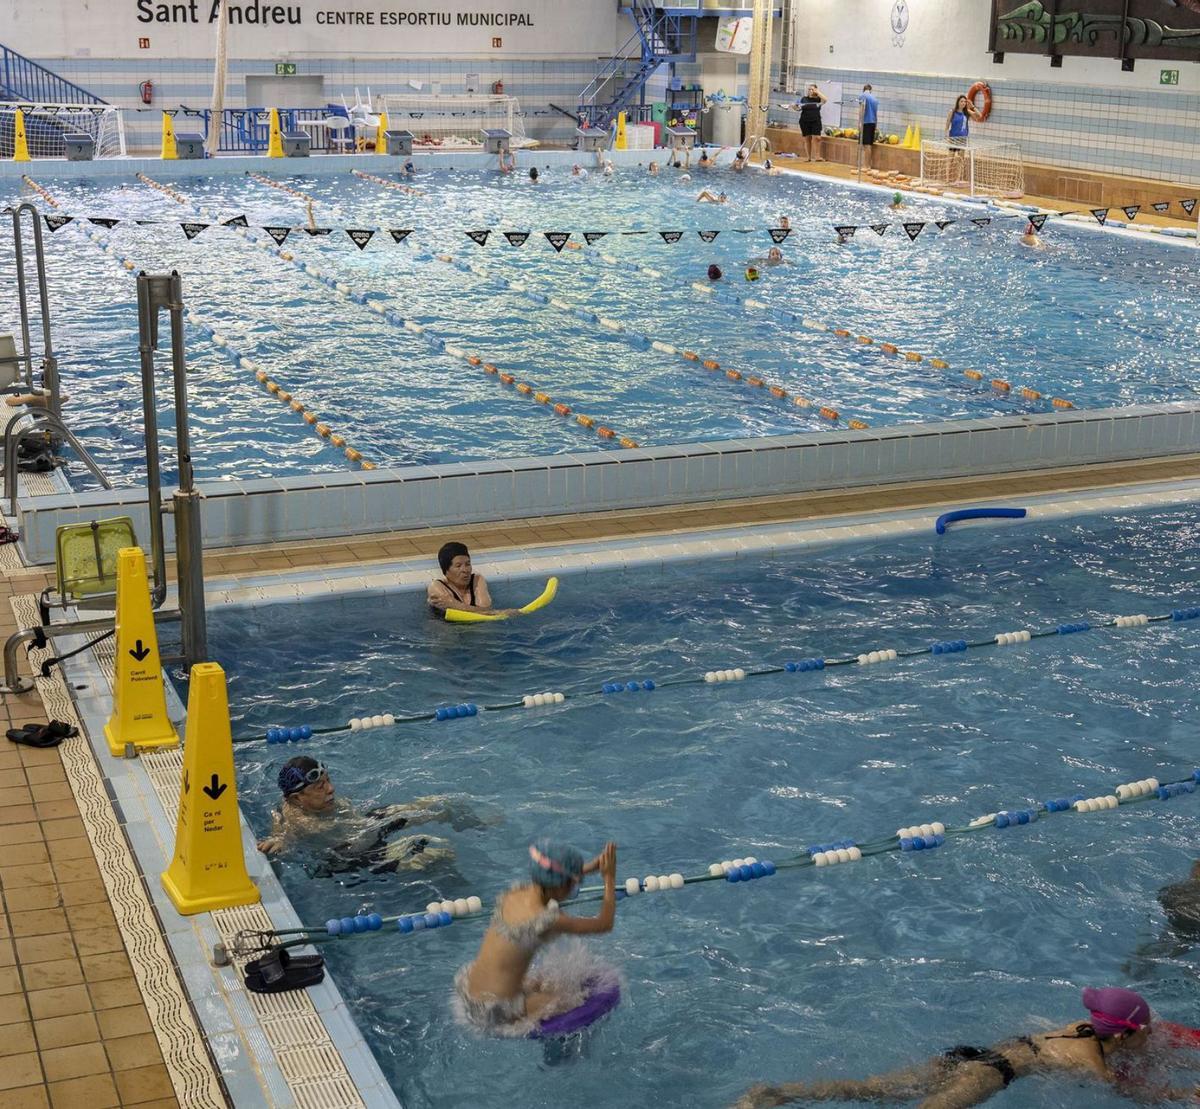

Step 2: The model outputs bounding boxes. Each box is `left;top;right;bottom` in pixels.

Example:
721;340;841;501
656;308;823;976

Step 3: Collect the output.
176;106;357;153
0;43;106;105
3;410;112;516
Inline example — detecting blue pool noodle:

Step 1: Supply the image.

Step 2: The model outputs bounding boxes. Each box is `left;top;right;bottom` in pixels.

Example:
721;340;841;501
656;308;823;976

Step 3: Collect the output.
935;507;1027;535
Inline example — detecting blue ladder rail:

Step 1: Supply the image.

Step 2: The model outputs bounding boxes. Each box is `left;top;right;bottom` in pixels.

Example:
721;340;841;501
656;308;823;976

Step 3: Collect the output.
0;42;106;105
577;0;697;129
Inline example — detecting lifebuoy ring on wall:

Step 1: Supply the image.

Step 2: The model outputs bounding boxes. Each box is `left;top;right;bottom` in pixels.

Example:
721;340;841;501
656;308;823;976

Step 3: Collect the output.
967;81;992;122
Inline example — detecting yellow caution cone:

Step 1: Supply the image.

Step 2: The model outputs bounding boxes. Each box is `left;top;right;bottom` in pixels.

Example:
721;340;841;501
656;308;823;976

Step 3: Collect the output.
614;110;628;151
267;108;284;158
911;124;922;150
161;662;260;916
900;124;913;150
103;547;178;757
160;112;177;160
13;109;30;162
375;109;389;153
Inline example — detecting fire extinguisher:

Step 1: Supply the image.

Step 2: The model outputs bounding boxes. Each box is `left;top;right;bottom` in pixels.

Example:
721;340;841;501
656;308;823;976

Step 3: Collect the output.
492;80;504;95
139;80;153;105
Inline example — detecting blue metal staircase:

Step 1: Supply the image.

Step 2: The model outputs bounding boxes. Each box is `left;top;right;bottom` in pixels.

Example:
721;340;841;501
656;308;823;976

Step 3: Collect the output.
577;1;697;129
1;43;106;105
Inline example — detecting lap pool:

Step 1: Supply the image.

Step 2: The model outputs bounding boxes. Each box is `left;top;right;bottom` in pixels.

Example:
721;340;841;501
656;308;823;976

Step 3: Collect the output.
196;504;1200;1108
3;162;1200;489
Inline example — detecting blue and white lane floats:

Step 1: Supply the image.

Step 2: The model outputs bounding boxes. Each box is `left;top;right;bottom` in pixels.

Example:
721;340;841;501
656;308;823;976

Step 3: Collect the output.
935;507;1027;534
253;766;1200;949
240;603;1200;744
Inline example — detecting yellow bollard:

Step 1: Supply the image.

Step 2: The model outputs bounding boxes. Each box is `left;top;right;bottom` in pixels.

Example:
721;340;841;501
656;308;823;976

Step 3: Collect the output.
900;124;913;150
267;108;284;158
13;109;30;162
160;112;177;160
161;662;260;915
375;109;389;153
614;110;628;151
103;547;178;756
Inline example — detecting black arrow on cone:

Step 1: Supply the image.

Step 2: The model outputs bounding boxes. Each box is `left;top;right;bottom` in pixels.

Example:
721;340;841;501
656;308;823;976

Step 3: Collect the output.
202;774;227;800
183;770;190;794
129;640;151;662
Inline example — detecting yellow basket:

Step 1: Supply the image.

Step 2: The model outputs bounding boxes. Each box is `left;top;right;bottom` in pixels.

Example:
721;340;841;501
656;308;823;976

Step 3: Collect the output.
55;517;138;603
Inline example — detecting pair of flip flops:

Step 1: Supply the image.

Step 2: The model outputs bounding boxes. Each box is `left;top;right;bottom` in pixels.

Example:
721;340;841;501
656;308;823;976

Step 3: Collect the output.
243;947;325;994
6;720;77;748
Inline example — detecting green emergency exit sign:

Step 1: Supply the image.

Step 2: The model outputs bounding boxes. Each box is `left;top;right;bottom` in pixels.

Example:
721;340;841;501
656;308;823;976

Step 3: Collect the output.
275;62;297;76
1160;69;1179;85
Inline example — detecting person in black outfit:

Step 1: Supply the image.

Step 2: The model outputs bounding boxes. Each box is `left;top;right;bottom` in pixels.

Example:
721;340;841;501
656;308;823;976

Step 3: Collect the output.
798;84;827;162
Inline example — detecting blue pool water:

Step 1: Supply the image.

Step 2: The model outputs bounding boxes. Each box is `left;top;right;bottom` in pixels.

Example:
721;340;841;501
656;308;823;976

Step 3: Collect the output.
202;507;1200;1108
2;166;1199;487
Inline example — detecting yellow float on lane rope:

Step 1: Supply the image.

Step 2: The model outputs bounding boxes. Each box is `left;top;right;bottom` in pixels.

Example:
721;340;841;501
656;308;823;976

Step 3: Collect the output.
161;662;260;915
103;547;178;757
445;577;558;624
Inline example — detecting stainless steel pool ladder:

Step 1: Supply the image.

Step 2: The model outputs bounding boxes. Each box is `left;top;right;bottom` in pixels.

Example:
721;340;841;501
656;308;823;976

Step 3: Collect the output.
4;410;113;517
7;202;62;416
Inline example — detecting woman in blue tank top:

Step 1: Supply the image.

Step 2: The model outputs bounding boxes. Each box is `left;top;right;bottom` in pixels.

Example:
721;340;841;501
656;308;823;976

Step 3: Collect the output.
945;94;981;145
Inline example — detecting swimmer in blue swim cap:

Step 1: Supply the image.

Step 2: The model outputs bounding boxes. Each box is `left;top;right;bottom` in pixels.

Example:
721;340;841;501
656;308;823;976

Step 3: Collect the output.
455;839;618;1035
733;985;1197;1108
257;755;485;878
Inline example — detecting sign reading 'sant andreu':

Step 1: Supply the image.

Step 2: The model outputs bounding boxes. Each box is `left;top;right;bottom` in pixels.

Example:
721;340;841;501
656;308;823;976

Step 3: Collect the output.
992;0;1200;62
7;0;614;57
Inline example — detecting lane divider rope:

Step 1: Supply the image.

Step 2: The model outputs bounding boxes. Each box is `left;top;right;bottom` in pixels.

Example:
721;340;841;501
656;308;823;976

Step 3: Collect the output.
350;168;423;196
243;763;1200;948
135;174;637;451
233;603;1200;744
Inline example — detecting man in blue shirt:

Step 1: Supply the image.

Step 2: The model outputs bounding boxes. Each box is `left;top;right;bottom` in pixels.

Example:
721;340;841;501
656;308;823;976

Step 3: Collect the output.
858;84;879;168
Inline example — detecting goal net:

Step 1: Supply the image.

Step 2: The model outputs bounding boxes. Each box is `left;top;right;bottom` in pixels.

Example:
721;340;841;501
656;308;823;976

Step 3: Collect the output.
0;103;126;159
919;139;1023;197
375;94;531;148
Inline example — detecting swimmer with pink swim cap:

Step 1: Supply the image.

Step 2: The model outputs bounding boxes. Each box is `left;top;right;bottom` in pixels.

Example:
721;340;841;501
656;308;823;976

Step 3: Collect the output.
734;985;1200;1107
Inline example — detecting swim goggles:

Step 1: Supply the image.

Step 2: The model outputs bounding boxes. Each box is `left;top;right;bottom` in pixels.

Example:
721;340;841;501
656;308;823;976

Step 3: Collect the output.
278;762;328;797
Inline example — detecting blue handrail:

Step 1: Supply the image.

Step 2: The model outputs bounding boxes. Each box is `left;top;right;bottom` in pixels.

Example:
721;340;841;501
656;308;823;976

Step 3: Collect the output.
0;43;106;105
175;106;358;153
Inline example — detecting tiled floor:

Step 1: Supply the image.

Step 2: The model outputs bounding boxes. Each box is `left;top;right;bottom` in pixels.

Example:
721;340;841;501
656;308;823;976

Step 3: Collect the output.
0;568;181;1109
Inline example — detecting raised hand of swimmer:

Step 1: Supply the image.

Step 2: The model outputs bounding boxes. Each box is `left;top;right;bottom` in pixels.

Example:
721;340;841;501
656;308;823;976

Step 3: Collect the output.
598;841;617;881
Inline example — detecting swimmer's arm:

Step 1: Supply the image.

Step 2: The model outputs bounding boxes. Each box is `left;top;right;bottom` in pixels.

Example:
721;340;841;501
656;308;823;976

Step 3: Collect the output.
256;811;287;855
552;842;617;936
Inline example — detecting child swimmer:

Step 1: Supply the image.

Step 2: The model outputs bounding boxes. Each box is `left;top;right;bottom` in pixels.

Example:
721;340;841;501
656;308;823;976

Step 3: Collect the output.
455;839;618;1035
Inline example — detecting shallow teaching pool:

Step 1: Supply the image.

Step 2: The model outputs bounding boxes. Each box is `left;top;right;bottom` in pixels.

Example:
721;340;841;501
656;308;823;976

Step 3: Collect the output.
207;506;1200;1108
3;164;1200;487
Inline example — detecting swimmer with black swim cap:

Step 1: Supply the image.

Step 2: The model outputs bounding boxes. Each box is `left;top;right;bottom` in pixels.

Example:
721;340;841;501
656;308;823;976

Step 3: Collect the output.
257;756;484;877
735;986;1200;1108
528;166;539;183
428;541;518;618
454;838;618;1035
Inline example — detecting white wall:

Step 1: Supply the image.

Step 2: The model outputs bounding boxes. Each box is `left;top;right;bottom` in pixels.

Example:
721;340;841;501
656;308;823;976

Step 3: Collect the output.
6;0;621;60
794;0;1200;92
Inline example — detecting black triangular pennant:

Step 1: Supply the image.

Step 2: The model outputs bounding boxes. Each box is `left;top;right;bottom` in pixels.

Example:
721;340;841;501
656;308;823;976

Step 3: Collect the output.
1090;208;1109;225
222;214;249;227
504;231;530;247
869;223;888;236
621;230;648;236
466;229;491;246
346;228;375;250
43;215;73;232
935;220;956;231
731;228;755;234
902;222;925;241
544;231;571;253
88;106;107;118
1028;214;1048;231
1121;205;1140;221
698;230;720;243
163;108;179;118
768;227;792;244
180;221;208;240
1152;201;1170;213
833;224;857;239
88;217;120;229
45;106;63;116
389;229;413;243
1182;198;1197;215
971;217;992;228
583;231;608;245
305;227;332;236
659;231;684;244
264;226;291;244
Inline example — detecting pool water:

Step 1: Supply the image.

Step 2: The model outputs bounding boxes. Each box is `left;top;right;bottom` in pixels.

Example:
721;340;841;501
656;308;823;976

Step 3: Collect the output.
3;165;1199;487
204;508;1200;1108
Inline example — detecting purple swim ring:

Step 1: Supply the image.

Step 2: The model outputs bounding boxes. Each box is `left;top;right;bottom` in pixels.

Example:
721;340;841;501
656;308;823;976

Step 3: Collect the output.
529;977;621;1039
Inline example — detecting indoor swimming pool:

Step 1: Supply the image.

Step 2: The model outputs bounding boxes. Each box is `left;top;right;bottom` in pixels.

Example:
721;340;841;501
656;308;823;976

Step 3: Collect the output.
3;164;1200;488
203;505;1200;1108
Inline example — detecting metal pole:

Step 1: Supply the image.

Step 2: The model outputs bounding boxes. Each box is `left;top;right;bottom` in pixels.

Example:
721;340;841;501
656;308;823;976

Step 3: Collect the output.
10;206;35;394
856;99;864;184
24;205;61;418
135;274;171;609
165;276;207;665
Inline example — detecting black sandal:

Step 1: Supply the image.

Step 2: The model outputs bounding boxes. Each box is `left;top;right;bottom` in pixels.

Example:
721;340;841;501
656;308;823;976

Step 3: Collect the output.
6;720;77;748
243;947;325;994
